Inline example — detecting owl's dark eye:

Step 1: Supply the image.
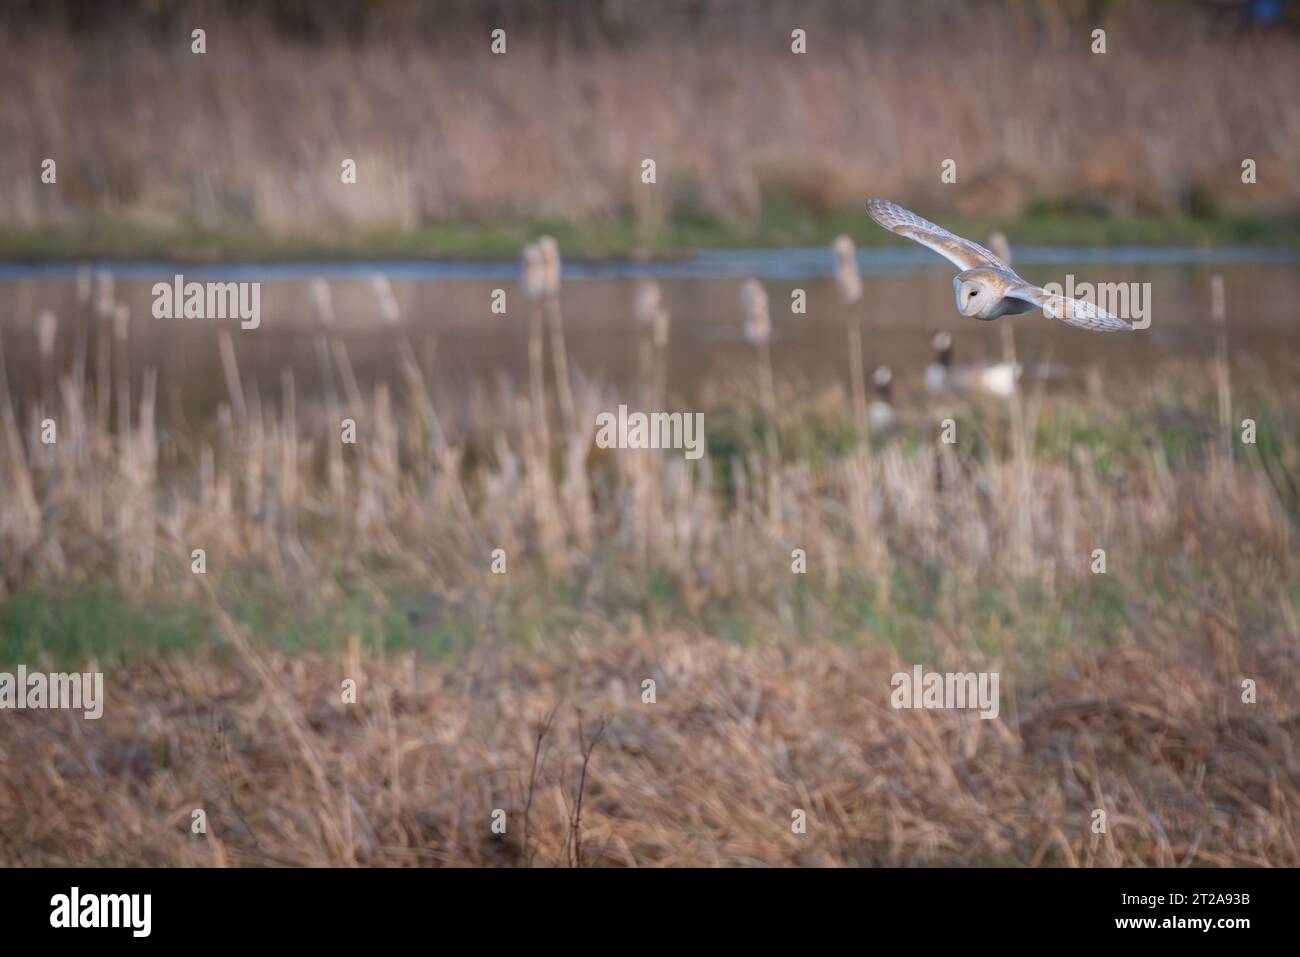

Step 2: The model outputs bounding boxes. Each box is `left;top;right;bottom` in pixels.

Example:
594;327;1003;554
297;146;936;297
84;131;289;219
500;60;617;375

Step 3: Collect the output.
968;289;977;297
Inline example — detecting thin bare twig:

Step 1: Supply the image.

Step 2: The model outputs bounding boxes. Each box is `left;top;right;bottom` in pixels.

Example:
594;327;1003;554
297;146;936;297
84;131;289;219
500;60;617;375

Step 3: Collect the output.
570;708;609;868
521;705;558;867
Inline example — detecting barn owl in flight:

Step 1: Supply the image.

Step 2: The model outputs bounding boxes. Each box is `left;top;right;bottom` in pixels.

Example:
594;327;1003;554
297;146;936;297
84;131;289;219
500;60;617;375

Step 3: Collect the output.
866;199;1133;332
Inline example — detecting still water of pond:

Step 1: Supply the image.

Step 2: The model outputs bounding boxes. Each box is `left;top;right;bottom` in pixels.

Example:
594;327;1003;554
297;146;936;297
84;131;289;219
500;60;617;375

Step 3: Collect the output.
1;246;1296;435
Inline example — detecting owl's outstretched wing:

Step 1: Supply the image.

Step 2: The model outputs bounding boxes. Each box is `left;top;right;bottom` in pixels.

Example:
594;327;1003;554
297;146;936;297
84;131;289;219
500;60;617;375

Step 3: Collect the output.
866;198;1009;272
1004;282;1134;333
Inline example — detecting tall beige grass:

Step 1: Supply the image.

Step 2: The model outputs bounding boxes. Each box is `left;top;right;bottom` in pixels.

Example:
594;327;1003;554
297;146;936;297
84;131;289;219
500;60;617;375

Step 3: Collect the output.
3;6;1298;237
538;237;576;436
833;235;869;439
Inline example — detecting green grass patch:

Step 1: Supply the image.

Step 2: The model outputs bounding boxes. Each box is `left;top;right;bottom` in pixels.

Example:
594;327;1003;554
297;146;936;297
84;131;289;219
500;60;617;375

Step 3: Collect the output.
3;203;1298;263
0;586;212;668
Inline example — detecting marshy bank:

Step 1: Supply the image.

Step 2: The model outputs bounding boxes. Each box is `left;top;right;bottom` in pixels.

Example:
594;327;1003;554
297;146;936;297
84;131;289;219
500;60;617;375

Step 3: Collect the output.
3;625;1297;867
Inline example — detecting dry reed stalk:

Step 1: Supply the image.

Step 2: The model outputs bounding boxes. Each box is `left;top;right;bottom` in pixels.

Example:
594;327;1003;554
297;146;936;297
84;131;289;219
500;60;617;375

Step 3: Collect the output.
240;380;267;531
833;236;869;439
629;280;668;544
560;431;594;554
71;264;91;395
215;327;247;427
395;335;447;456
36;309;57;416
636;281;671;412
55;369;102;536
634;280;661;411
0;327;41;548
522;243;550;454
1019;342;1054;560
369;275;401;327
215;403;235;520
1000;321;1032;574
1210;274;1232;459
278;367;302;555
309;278;341;405
197;442;214;510
370;272;447;460
370;380;398;483
331;336;363;412
308;279;345;496
112;302;131;444
93;272;114;439
358;382;405;560
652;305;670;412
568;709;609;868
164;306;187;430
988;232;1012;267
994;275;1034;575
523;427;567;569
117;366;159;591
742;279;781;525
522;706;558;867
539;237;577;436
368;275;403;466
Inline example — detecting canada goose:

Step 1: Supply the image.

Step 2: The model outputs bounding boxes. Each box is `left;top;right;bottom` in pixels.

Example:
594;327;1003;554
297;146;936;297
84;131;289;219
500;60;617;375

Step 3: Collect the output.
868;365;899;436
925;330;1020;399
866;199;1132;332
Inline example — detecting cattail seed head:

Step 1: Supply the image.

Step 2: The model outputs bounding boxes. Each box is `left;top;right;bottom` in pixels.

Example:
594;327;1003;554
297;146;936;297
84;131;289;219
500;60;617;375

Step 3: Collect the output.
988;232;1012;266
522;244;546;301
75;264;92;308
37;310;58;358
113;302;130;341
652;307;670;349
370;275;401;325
634;280;661;326
1210;273;1226;324
832;235;862;304
741;278;770;344
538;236;561;297
309;279;335;327
94;269;115;317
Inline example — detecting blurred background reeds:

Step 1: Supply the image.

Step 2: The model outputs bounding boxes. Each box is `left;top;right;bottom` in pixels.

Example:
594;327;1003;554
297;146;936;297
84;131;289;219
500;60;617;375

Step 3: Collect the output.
1;0;1299;258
